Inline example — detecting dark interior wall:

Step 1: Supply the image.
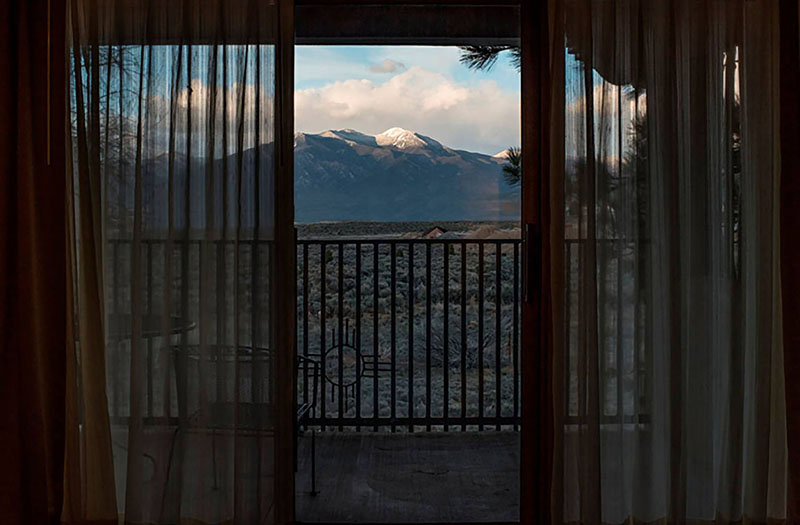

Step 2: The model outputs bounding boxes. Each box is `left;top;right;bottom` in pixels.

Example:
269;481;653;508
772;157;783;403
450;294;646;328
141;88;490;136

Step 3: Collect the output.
295;2;519;45
86;0;520;46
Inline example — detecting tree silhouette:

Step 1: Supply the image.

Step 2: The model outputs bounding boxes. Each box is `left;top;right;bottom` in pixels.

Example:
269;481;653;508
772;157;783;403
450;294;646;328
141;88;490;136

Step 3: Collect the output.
459;46;522;186
501;147;522;187
458;45;520;73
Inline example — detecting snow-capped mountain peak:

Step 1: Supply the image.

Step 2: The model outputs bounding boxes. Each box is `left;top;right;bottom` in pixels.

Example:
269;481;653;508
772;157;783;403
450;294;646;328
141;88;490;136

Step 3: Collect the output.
319;129;377;147
492;149;511;159
375;127;430;150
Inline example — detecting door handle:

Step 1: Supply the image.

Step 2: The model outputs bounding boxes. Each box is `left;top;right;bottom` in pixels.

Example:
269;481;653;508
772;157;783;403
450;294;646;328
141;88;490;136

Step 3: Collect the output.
524;223;541;304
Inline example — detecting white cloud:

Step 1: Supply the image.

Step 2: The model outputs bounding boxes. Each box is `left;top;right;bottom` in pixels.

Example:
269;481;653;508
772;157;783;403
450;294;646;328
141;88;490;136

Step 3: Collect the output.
141;78;275;157
295;66;520;155
295;46;465;88
369;58;406;74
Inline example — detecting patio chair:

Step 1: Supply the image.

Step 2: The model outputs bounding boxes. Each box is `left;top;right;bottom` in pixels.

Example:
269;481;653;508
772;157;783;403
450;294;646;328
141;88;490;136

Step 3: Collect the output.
169;344;321;494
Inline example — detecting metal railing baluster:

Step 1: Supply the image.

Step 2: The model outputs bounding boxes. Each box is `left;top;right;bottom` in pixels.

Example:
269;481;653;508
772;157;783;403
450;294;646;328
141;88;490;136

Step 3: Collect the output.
513;242;519;431
338;242;344;430
495;243;502;430
373;242;379;431
355;243;361;430
303;243;309;410
478;242;484;430
408;243;414;432
146;241;153;418
426;243;432;431
443;243;449;432
113;240;120;418
319;242;326;432
390;243;397;432
460;243;467;431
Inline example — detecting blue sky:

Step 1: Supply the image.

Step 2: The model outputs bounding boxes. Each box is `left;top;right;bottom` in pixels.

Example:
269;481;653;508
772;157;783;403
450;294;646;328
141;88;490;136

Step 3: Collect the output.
295;46;520;90
295;46;521;155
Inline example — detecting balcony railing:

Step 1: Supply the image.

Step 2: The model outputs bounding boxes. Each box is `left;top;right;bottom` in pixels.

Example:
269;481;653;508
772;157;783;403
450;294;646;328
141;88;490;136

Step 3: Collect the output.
103;237;523;431
296;238;522;432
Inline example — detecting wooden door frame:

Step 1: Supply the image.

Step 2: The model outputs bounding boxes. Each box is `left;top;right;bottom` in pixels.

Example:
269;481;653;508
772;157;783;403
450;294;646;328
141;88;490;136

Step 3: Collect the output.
520;0;552;523
275;0;297;522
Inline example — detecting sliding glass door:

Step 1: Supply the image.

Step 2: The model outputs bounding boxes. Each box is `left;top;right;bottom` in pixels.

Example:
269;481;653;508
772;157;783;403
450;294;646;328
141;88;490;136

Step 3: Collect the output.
66;1;296;522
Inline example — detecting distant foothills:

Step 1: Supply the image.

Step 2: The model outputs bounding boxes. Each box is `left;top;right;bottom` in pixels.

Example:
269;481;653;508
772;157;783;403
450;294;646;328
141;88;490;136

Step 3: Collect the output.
294;128;520;223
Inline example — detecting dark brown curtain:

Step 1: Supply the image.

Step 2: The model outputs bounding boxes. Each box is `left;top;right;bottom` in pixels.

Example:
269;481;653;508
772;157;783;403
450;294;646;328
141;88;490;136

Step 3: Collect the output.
0;0;67;523
780;0;800;521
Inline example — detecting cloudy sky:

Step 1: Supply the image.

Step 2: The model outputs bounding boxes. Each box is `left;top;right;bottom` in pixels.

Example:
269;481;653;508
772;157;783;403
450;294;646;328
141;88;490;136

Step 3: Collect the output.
295;46;520;155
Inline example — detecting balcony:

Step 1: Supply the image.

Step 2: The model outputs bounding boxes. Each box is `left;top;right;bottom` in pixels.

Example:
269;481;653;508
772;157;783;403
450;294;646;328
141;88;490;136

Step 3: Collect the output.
295;236;521;522
105;234;522;523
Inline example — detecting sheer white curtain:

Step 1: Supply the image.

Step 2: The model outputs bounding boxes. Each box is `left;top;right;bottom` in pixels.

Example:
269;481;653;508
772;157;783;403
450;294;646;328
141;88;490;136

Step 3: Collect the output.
66;1;281;522
549;0;787;522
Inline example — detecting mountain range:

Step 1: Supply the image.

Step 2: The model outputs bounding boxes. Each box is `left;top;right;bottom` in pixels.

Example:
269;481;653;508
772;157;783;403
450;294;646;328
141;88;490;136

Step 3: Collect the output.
129;127;519;232
294;127;519;223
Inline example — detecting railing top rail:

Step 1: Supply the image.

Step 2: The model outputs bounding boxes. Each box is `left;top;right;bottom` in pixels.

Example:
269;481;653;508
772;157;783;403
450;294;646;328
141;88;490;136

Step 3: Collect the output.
296;238;522;245
106;237;524;245
106;237;631;244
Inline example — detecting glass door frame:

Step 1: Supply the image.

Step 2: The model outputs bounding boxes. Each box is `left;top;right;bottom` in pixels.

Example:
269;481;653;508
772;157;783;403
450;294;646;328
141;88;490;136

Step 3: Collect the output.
289;2;546;523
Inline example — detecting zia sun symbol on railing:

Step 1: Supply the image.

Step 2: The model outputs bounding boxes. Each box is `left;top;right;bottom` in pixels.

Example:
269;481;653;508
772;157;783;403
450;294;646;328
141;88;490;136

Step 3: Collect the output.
309;319;391;412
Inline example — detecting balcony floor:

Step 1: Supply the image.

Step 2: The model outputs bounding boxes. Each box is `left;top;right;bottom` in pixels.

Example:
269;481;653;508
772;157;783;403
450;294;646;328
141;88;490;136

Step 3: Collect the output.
295;431;520;523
